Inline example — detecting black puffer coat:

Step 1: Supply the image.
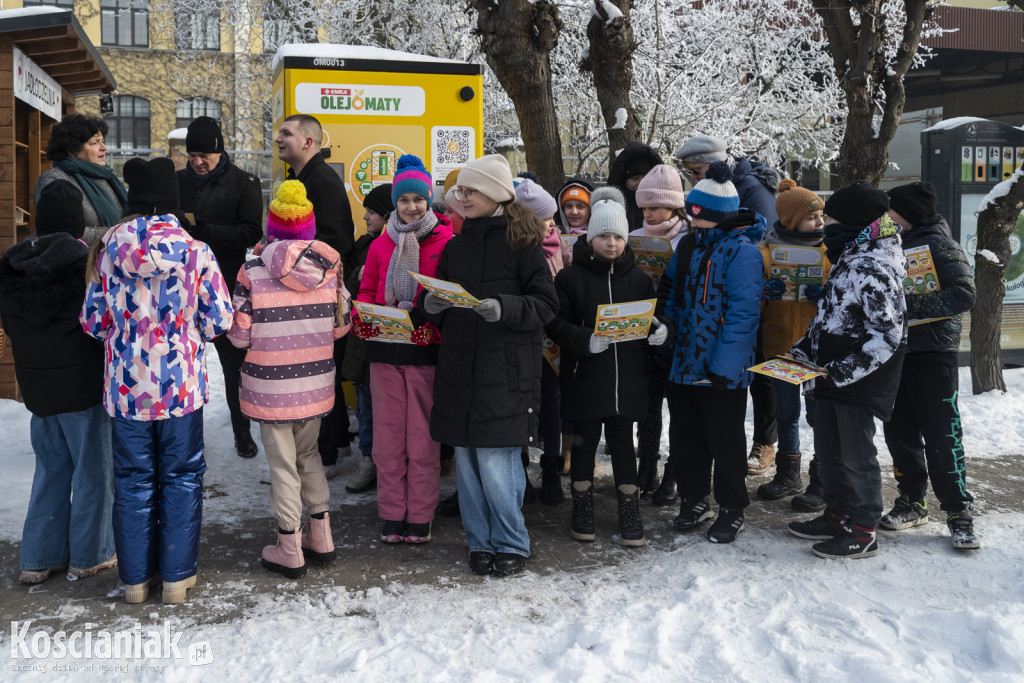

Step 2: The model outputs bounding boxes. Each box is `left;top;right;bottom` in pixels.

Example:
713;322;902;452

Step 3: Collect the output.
420;215;558;448
288;153;356;274
902;216;975;356
0;233;104;417
608;142;663;232
177;159;263;293
547;239;653;421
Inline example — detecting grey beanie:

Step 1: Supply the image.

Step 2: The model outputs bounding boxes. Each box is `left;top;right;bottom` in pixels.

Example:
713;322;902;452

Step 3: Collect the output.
675;135;729;164
587;186;629;244
456;154;516;203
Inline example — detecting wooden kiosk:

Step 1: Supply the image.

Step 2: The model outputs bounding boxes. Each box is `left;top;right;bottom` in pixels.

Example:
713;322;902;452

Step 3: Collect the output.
0;8;116;400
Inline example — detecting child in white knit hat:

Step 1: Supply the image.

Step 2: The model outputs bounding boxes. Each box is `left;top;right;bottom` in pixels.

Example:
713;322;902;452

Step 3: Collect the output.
546;187;668;546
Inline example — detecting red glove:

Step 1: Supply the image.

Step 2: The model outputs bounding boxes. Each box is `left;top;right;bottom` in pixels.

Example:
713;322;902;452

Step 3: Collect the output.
411;323;440;346
352;317;380;340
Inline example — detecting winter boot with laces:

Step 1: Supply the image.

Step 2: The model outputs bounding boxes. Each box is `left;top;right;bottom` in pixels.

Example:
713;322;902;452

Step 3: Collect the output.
757;453;803;500
788;510;848;540
746;442;776;476
301;512;336;564
570;481;596;541
792;457;826;512
947;510;980;550
674;495;713;531
812;522;879;559
616;484;645;546
707;507;745;544
262;529;307;579
879;494;928;530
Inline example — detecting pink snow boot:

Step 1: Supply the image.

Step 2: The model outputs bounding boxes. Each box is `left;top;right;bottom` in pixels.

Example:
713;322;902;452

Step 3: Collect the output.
301;513;336;565
261;530;307;579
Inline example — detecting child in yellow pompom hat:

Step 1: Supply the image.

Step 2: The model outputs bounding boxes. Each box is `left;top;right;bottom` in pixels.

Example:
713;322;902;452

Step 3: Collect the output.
227;178;352;579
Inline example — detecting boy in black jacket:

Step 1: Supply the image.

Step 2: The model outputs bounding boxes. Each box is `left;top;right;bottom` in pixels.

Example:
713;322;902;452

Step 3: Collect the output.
547;187;668;546
787;181;908;559
880;181;979;549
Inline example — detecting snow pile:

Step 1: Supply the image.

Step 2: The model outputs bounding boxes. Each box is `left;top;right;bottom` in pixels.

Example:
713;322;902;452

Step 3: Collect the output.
590;0;623;24
167;128;188;142
978;166;1024;213
976;249;1000;265
921;116;988;132
611;108;627;130
271;44;471;73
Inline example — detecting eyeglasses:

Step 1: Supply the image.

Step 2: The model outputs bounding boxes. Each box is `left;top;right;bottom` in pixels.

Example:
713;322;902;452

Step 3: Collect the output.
453;188;477;201
681;167;705;179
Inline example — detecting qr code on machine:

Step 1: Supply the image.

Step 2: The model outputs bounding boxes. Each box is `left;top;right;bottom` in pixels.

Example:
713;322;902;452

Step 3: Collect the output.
432;126;474;167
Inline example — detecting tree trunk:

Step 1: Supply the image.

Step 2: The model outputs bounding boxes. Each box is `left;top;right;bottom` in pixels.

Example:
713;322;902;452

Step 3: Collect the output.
971;171;1024;393
812;0;932;186
470;0;565;194
581;0;642;170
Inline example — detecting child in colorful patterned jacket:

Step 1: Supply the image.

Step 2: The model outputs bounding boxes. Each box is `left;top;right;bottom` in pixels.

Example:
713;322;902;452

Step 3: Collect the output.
228;180;352;579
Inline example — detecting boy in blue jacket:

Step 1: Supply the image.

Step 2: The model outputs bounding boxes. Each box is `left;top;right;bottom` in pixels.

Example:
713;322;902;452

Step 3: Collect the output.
657;162;765;543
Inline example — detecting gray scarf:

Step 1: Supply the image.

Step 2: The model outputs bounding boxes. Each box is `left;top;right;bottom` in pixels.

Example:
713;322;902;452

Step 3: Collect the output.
385;210;438;310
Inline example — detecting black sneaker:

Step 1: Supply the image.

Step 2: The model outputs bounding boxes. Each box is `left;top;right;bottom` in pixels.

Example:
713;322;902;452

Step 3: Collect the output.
879;494;928;530
706;507;744;543
947;511;981;550
812;523;878;559
791;488;826;513
380;520;406;543
788;511;847;540
674;496;713;531
404;522;432;544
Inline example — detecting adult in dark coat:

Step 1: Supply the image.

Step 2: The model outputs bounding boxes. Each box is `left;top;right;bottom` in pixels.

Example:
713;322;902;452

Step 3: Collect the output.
0;209;115;583
177;116;264;458
608;142;663;232
275;114;356;473
880;182;979;549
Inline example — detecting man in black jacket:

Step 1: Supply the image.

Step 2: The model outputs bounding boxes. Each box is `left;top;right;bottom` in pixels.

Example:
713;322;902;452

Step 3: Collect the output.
275;114;356;474
177;116;264;458
880;181;979;550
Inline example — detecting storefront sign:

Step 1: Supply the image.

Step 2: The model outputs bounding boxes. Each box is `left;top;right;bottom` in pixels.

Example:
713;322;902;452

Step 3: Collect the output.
13;47;61;121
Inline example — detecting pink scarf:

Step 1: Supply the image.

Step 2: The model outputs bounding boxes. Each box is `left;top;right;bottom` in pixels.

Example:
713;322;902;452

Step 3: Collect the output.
542;225;566;278
643;215;685;240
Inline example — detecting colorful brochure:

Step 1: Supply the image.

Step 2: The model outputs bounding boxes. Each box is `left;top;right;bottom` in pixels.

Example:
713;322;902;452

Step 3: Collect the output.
902;244;950;326
748;356;828;385
766;244;826;302
629;236;674;284
593;298;656;343
559;234;580;250
353;302;415;344
542;333;561;374
408;272;481;307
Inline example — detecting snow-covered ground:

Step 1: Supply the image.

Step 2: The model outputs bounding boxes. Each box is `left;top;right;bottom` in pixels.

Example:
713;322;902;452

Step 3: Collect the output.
2;359;1023;680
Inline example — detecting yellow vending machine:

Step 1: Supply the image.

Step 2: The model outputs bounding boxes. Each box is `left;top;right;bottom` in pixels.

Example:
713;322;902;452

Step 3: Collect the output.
271;46;484;235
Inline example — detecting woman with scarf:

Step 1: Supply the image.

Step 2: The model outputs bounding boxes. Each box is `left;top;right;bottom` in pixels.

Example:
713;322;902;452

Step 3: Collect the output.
352;155;453;544
34;114;127;245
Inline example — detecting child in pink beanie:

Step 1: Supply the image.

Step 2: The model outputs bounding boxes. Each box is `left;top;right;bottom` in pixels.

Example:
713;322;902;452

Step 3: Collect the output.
630;164;689;249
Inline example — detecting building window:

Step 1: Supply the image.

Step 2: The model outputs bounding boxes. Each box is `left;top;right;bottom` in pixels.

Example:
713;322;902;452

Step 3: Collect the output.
101;0;148;48
176;6;221;51
108;96;151;149
21;0;75;8
176;98;222;130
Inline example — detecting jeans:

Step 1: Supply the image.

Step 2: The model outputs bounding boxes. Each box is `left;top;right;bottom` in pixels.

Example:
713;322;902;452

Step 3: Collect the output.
455;446;529;557
771;378;816;456
355;384;373;458
21;404;115;572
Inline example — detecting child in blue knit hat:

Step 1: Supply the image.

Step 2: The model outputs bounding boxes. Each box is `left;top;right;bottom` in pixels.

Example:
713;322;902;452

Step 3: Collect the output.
657;161;767;544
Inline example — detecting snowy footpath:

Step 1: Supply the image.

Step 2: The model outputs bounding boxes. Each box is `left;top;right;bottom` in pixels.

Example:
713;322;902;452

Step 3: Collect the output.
1;359;1023;681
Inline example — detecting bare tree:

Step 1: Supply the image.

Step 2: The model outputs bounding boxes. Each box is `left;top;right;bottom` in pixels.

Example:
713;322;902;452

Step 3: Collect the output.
469;0;566;192
812;0;938;185
971;170;1024;394
581;0;642;162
